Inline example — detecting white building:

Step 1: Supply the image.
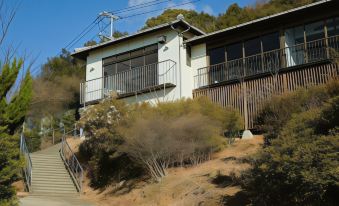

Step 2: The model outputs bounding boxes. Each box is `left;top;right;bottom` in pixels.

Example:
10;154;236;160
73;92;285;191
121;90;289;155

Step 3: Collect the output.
72;1;339;129
72;18;205;105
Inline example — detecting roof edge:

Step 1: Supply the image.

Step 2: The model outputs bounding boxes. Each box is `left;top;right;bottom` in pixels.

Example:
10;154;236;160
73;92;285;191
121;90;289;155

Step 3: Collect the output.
185;0;333;45
71;19;205;59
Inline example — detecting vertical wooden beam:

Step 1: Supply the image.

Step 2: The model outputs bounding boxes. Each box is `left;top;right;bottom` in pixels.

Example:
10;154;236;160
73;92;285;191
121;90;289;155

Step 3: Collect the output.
324;19;330;59
279;28;287;68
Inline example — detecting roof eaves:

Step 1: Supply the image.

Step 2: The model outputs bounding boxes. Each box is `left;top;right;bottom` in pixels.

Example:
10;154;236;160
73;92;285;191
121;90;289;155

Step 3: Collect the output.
186;0;332;44
72;19;205;57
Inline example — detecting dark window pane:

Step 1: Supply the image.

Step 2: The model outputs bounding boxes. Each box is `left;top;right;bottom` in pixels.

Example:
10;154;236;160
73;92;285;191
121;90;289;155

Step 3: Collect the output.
145;53;158;65
327;18;336;37
244;37;261;56
227;42;242;61
131;56;144;69
130;49;144;58
103;56;116;65
145;44;158;53
104;64;116;76
305;21;324;41
209;47;225;65
117;60;130;73
116;53;130;61
285;26;304;47
262;32;280;52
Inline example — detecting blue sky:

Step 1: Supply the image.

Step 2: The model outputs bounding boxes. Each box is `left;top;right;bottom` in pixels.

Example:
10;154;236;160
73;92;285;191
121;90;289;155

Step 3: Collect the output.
4;0;254;74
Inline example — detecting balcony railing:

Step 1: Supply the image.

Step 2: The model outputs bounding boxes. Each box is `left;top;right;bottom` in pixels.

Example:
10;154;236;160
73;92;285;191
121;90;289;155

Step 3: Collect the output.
194;35;339;89
80;59;177;104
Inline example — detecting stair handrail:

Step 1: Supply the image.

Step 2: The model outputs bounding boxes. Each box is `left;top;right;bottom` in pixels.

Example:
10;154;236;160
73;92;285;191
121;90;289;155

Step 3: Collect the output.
20;133;32;192
60;135;84;193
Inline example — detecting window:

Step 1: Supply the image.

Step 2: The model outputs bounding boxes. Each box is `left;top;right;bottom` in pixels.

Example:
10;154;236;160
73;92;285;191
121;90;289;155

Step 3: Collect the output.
103;44;158;77
145;53;158;65
117;60;130;73
131;56;144;69
244;37;261;57
209;47;225;65
226;43;242;61
327;17;339;37
103;64;116;76
262;32;280;52
305;21;325;41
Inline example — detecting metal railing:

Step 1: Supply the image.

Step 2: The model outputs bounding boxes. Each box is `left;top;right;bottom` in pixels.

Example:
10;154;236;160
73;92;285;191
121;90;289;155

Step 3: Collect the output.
194;35;339;89
20;133;32;192
60;135;84;193
80;59;177;104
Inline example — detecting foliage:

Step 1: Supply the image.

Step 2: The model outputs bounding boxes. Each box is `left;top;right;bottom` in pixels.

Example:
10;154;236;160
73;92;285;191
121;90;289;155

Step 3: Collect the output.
142;1;318;33
23;128;41;153
144;9;217;33
0;134;22;206
241;80;339;206
78;96;243;184
122;113;224;181
255;80;339;141
0;59;32;205
78;97;141;188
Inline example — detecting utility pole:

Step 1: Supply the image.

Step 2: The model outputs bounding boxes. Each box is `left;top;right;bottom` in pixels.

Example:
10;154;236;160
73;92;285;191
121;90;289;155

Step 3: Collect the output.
99;11;119;39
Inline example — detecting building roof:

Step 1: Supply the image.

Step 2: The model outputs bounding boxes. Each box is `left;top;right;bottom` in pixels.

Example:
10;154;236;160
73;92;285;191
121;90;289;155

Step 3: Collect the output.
185;0;336;45
72;19;205;60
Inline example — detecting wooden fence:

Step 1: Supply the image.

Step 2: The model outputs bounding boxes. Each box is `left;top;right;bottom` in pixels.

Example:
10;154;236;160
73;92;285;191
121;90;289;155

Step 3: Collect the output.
193;62;339;129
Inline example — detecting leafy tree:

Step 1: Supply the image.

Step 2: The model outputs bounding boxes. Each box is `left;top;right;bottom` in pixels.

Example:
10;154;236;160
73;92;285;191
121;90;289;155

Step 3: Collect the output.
0;59;32;205
143;9;217;33
142;1;319;33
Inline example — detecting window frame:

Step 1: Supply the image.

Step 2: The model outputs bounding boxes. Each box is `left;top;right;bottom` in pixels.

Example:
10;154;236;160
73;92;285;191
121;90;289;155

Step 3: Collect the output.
102;44;158;77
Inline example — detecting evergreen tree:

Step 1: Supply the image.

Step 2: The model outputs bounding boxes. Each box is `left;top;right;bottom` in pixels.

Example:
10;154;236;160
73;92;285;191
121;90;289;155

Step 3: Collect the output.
0;58;32;205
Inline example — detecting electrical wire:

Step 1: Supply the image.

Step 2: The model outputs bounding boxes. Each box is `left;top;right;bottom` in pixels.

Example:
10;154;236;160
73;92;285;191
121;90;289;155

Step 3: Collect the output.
109;0;168;13
118;0;200;19
111;0;172;15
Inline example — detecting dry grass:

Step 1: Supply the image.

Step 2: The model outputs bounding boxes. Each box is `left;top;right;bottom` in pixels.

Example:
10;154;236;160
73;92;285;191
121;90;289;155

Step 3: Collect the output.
79;136;263;206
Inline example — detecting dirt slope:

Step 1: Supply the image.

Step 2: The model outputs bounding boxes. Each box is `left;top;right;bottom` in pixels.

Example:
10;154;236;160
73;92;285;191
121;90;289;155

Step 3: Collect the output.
75;136;263;206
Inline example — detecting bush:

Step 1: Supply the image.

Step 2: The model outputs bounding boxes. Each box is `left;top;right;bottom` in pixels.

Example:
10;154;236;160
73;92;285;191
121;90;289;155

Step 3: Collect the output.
241;80;339;206
78;98;142;188
24;129;41;152
122;113;225;181
255;79;339;141
78;96;243;185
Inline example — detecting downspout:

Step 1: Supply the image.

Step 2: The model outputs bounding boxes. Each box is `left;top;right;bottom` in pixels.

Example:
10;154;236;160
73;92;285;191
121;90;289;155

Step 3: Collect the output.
170;23;190;98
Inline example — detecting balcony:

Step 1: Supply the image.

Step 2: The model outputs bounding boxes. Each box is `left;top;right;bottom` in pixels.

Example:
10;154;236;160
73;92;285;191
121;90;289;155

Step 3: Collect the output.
194;35;339;89
80;60;177;104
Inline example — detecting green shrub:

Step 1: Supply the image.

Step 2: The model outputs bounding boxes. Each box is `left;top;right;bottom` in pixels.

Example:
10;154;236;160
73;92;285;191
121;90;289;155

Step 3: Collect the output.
255;79;339;141
78;97;142;188
242;80;339;205
24;129;41;152
78;96;243;185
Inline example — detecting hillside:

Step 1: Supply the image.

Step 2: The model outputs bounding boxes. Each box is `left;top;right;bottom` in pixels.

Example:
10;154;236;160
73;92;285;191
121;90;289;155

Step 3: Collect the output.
66;136;263;206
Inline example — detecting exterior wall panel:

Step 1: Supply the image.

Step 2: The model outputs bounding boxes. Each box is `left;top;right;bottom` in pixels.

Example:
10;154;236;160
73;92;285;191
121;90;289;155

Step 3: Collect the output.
193;63;339;129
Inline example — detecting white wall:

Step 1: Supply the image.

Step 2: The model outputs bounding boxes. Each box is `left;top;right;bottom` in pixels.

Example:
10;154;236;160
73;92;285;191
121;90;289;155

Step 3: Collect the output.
190;43;207;88
84;28;197;104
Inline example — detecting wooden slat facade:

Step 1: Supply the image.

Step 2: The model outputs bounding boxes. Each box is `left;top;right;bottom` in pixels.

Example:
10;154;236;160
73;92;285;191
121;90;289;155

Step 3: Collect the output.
193;63;339;129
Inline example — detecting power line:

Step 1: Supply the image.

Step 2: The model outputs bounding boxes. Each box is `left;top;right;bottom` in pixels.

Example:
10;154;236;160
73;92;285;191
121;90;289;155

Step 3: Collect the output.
110;0;168;14
63;16;102;50
111;0;172;15
118;0;200;20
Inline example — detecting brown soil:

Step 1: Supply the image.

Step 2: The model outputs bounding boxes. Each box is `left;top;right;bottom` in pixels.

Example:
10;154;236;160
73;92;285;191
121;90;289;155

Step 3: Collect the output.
79;136;263;206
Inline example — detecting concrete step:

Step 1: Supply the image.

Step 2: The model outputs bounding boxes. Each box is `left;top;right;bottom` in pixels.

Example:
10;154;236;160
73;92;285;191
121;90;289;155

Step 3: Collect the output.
32;180;74;185
31;190;78;196
32;185;77;190
32;167;68;172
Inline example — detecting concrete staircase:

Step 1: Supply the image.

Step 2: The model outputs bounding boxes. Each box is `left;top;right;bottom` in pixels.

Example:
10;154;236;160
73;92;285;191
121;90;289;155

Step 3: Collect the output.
29;143;79;197
20;143;93;206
